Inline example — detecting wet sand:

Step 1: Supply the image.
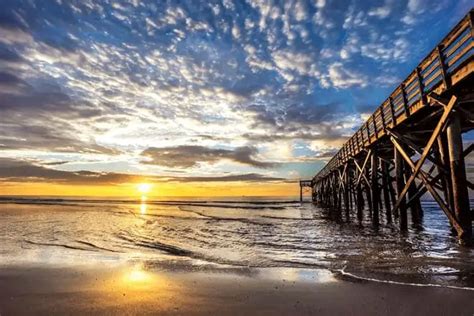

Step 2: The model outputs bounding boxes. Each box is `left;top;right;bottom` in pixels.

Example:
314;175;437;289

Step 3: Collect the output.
0;264;473;315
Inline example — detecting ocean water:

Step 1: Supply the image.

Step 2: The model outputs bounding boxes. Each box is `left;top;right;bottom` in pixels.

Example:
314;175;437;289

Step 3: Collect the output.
1;196;474;288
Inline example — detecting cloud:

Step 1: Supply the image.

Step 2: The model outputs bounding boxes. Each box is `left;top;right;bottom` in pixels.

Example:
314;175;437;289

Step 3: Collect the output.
231;24;241;39
367;0;393;19
327;63;367;88
314;0;326;9
0;26;33;45
141;145;276;169
0;158;284;184
171;173;286;183
0;71;117;154
245;101;343;129
360;38;409;62
272;49;319;79
402;0;449;25
0;158;138;185
292;0;309;22
343;7;367;29
407;0;427;13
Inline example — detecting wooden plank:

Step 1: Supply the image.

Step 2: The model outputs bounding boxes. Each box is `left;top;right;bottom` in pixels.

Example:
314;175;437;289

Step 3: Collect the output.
420;53;440;75
445;40;474;68
423;68;442;87
443;26;470;57
442;18;470;49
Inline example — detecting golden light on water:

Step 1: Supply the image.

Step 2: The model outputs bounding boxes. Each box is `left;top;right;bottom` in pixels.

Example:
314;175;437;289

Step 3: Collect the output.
126;268;149;283
140;202;147;215
123;265;155;287
136;183;151;215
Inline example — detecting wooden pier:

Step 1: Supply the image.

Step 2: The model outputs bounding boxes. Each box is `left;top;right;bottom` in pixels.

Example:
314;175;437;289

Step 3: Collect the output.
310;10;474;244
299;180;313;202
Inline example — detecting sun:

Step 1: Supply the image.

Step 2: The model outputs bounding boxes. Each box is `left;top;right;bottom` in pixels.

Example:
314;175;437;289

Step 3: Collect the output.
137;183;152;194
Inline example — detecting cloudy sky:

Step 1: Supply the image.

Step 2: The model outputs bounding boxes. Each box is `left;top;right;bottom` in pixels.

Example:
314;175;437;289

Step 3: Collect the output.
0;0;472;196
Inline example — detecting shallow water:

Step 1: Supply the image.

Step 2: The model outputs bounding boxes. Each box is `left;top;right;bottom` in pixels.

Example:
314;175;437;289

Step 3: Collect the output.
1;196;473;288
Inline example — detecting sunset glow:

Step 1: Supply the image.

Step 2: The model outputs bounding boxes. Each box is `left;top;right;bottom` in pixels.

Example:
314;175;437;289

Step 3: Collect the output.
0;1;471;197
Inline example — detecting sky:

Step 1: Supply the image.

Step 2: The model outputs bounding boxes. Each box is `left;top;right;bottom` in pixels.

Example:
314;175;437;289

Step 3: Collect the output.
0;0;472;197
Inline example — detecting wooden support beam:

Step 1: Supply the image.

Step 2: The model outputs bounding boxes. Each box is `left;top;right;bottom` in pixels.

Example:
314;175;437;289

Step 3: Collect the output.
389;97;396;127
344;164;350;221
428;92;450;107
348;166;354;217
364;163;373;218
373;111;378;139
436;45;451;90
416;66;427;105
391;135;465;237
381;106;387;131
356;184;364;222
371;152;380;226
446;111;472;243
387;163;398;219
300;185;303;202
365;122;371;144
401;83;410;117
390;95;457;216
387;129;448;174
354;150;372;188
437;133;454;212
394;145;407;231
406;167;442;209
381;160;393;224
338;164;348;190
405;159;423;225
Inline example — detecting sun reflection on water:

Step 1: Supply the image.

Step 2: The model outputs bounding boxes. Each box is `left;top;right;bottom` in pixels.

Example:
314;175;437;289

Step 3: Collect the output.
140;202;147;215
123;265;153;285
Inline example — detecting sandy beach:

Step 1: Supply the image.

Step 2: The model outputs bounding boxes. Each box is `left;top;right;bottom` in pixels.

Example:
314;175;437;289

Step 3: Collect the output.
1;262;474;315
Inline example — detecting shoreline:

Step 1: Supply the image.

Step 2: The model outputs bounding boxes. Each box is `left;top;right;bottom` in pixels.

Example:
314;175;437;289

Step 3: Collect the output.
1;262;474;315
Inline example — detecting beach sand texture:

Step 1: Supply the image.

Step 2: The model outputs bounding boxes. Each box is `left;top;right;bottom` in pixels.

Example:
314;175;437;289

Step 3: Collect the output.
1;264;474;315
